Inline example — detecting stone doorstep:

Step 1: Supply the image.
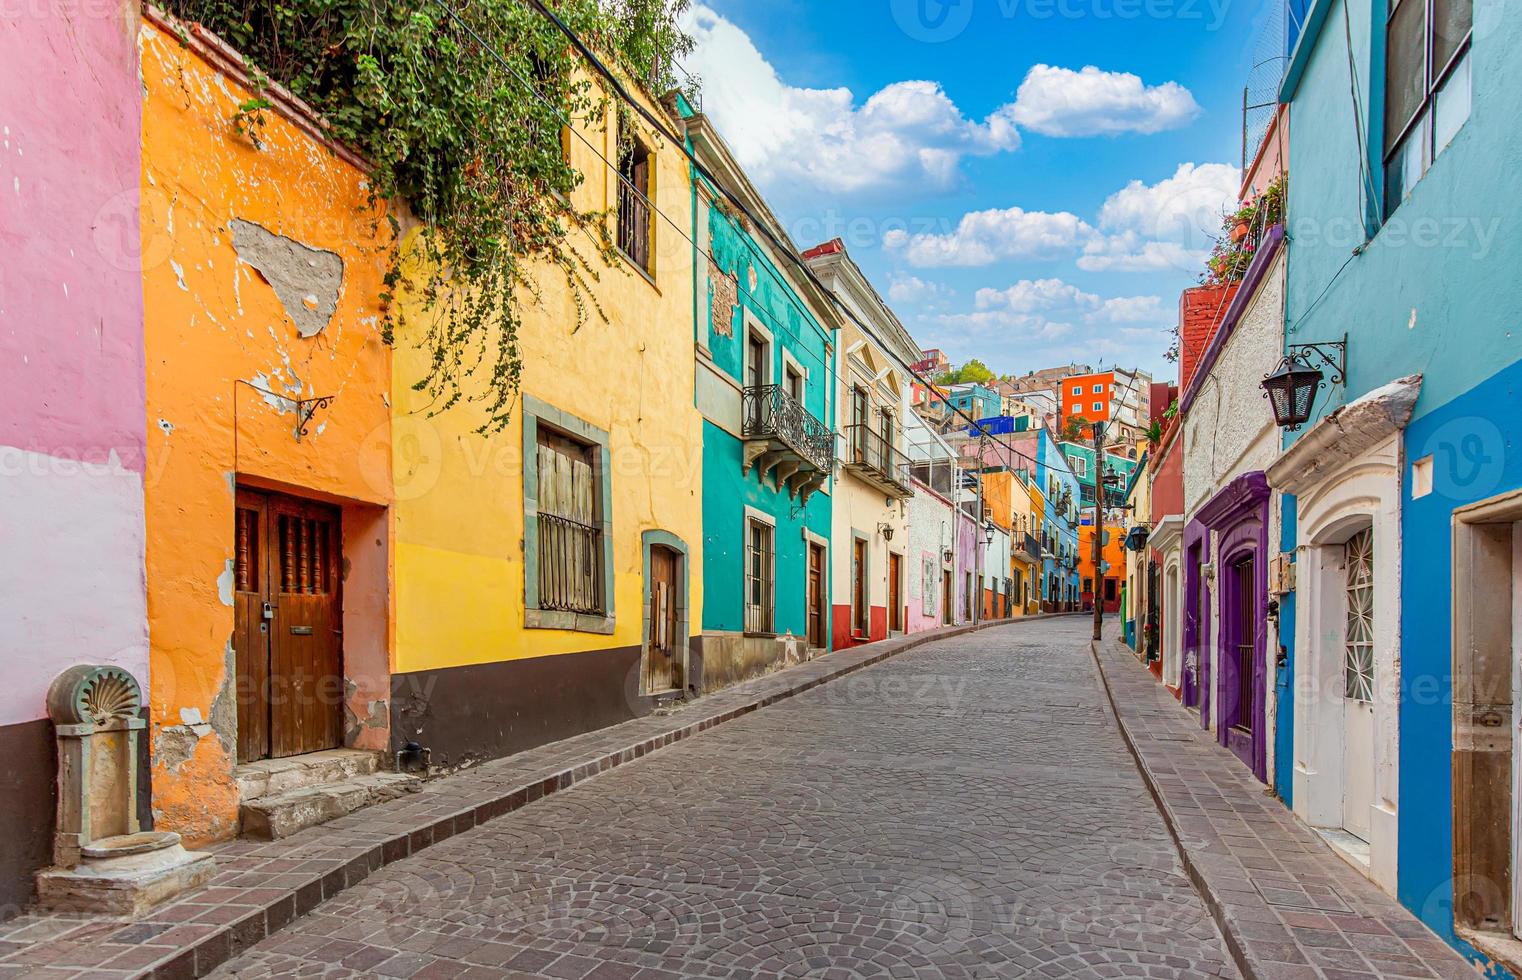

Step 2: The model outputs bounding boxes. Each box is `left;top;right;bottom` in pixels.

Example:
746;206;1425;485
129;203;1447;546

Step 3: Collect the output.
239;772;423;841
1086;637;1482;980
234;748;383;802
2;613;1071;980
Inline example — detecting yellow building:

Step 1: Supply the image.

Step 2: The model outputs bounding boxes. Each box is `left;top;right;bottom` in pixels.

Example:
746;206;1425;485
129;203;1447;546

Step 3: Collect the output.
387;73;702;766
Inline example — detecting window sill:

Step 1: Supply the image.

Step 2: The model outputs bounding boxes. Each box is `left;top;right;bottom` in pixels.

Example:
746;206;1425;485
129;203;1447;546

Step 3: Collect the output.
615;246;660;293
742;630;778;639
525;608;616;635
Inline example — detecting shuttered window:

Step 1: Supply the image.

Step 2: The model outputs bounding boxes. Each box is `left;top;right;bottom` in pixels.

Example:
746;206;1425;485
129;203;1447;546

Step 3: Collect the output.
536;428;603;615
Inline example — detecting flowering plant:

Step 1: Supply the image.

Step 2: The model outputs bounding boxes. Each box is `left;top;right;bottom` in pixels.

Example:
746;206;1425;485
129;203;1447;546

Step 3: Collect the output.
1201;174;1284;286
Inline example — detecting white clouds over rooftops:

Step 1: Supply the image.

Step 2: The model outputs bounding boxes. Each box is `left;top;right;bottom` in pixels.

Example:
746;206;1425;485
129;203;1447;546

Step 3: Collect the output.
681;6;1199;197
885;161;1241;272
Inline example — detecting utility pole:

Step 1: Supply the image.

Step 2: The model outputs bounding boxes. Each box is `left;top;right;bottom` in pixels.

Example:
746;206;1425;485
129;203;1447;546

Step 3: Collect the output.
1092;419;1106;642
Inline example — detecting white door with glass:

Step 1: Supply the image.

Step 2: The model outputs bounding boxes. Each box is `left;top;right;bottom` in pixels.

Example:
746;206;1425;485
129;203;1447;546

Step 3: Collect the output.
1342;528;1376;842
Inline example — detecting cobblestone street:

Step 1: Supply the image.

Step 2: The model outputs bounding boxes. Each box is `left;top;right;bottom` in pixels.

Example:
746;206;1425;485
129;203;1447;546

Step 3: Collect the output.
215;617;1238;979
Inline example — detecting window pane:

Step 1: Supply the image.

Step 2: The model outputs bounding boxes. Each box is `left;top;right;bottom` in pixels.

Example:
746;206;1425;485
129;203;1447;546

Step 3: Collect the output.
1383;113;1426;215
1433;48;1471;154
1433;0;1472;78
1384;0;1428;154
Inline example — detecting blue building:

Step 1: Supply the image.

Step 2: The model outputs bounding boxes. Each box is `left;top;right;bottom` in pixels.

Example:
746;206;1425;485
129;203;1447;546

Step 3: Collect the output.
946;383;1001;422
1276;0;1521;963
1009;425;1082;610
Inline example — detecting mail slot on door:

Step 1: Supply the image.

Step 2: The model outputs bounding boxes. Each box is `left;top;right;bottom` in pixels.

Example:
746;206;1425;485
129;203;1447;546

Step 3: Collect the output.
289;626;314;636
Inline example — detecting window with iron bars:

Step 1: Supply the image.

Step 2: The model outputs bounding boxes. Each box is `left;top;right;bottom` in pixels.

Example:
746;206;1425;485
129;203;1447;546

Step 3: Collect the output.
535;428;604;615
745;518;775;633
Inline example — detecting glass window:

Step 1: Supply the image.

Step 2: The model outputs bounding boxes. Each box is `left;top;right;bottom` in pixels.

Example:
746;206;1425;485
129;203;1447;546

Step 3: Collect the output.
745;518;775;633
1093;384;1103;393
1344;528;1375;702
1383;0;1471;215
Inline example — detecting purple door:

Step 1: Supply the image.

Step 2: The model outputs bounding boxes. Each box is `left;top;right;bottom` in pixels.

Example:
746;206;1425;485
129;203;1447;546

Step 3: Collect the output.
1219;553;1267;781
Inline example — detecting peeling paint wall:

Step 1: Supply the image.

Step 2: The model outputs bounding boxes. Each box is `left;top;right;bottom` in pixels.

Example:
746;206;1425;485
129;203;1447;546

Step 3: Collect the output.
0;0;148;908
139;17;392;845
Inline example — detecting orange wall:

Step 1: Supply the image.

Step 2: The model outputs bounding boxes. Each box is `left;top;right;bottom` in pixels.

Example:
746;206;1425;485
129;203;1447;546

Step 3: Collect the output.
140;16;393;844
1062;371;1114;424
1078;522;1127;596
980;471;1014;530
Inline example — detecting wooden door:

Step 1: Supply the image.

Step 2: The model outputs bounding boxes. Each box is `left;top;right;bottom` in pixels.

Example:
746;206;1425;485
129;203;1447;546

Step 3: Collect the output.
807;543;825;648
942;570;953;625
888;553;903;633
234;489;343;762
646;546;680;693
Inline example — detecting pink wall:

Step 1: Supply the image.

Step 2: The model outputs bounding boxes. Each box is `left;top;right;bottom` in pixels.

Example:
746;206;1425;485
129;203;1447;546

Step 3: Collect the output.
0;0;148;728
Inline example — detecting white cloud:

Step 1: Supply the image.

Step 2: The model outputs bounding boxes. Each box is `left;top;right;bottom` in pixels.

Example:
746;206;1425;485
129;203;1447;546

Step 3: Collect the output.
1081;161;1241;270
681;5;1020;196
971;278;1166;329
1008;65;1200;137
887;275;943;304
1077;233;1206;273
883;207;1095;267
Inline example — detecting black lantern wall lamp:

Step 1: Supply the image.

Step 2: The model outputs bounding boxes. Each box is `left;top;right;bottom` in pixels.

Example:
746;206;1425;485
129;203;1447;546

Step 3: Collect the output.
1260;334;1347;430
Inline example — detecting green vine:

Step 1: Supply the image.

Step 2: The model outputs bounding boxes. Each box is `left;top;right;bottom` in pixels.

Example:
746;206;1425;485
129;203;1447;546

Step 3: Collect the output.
166;0;695;432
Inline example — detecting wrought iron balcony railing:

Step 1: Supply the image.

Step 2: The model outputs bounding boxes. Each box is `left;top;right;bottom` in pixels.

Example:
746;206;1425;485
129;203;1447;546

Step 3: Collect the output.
843;424;913;498
741;384;833;486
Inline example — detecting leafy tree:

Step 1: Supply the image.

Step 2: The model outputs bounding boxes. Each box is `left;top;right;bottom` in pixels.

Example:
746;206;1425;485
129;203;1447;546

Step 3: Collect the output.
167;0;695;431
935;358;996;385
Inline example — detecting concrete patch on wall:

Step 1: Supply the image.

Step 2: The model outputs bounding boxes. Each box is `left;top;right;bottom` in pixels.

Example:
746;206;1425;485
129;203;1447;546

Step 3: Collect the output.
229;218;343;338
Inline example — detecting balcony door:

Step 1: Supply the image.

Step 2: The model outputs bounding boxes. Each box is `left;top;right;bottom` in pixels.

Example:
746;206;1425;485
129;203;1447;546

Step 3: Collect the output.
746;330;769;390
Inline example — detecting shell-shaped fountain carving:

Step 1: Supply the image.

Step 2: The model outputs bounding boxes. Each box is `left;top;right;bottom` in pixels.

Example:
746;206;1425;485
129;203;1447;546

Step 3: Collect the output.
47;665;144;727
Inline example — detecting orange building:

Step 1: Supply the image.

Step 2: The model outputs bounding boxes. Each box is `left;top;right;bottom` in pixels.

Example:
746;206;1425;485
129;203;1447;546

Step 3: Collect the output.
1078;520;1127;614
1061;370;1115;426
140;13;395;844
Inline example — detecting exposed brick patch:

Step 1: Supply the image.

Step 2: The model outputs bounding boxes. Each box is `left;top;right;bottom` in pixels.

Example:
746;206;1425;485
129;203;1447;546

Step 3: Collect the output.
1179;284;1238;392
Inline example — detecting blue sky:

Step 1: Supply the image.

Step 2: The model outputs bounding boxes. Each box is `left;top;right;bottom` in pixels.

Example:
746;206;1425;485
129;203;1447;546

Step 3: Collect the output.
678;0;1270;379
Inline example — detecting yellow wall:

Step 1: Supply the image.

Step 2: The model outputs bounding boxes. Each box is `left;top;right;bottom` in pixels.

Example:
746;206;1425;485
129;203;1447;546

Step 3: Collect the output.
139;17;393;844
390;84;702;674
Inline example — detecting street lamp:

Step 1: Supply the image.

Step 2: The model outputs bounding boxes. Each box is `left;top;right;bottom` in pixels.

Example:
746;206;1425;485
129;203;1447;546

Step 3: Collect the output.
1261;337;1347;431
984;523;995;547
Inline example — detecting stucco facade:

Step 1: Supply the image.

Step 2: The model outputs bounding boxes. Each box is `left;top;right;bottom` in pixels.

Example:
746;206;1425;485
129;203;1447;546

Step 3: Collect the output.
1178;238;1286;786
138;14;395;843
682;109;837;690
1281;0;1522;951
803;240;920;650
0;0;148;907
388;74;705;767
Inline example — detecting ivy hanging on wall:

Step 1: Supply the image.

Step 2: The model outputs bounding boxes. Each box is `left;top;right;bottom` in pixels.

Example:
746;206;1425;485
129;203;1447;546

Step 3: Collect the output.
166;0;696;432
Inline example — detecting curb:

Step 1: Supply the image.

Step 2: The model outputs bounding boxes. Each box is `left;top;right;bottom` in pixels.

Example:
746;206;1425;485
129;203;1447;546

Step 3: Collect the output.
115;614;1074;978
1085;637;1261;980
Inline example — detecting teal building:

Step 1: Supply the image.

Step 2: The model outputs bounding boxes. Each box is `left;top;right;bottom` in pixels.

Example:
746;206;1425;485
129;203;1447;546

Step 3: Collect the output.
677;104;842;692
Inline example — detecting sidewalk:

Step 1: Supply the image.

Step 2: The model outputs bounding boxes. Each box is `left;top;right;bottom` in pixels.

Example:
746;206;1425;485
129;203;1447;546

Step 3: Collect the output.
1089;634;1481;980
0;614;1064;980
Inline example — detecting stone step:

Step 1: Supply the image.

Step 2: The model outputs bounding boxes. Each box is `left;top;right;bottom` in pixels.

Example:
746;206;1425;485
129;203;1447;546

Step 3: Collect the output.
234;749;382;802
240;772;422;840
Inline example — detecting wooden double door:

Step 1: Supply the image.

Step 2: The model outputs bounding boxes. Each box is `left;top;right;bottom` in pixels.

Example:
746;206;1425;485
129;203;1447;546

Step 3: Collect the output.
234;489;344;762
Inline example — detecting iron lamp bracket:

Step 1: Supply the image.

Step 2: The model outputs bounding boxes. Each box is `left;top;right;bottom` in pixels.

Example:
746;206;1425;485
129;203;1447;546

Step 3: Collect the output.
1287;336;1347;386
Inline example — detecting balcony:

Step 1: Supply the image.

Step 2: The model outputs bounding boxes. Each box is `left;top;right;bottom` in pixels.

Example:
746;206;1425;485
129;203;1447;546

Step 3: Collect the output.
742;384;833;501
1015;532;1041;563
843;424;914;499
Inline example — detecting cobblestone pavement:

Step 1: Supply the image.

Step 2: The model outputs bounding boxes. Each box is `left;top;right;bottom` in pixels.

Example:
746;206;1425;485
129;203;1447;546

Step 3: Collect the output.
214;617;1239;979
